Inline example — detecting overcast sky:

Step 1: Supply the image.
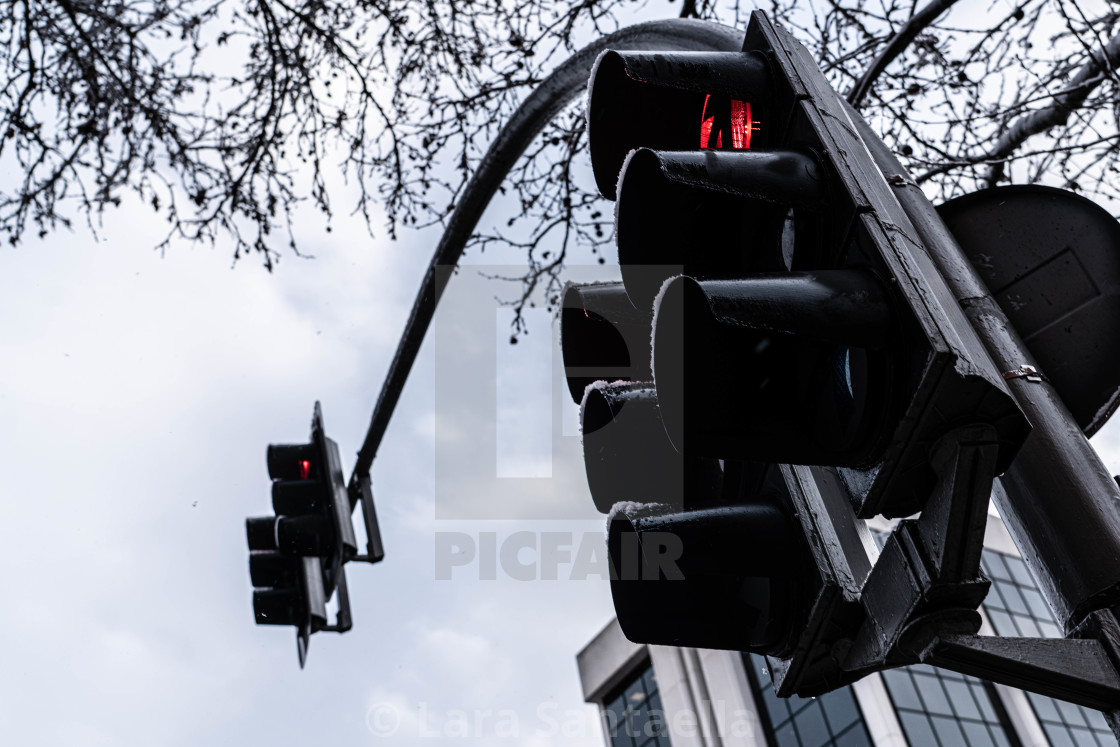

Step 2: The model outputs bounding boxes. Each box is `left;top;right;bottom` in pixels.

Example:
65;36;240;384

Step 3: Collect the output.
5;5;1120;747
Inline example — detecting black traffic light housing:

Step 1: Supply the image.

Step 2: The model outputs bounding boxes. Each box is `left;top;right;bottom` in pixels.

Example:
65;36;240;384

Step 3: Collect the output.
246;401;366;667
562;10;1032;694
574;11;1030;520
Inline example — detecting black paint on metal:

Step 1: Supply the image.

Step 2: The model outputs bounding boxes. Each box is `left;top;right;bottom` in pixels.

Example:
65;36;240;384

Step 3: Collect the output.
560;282;653;402
845;426;997;675
926;634;1120;711
651;272;895;466
614;148;826;309
579;382;723;513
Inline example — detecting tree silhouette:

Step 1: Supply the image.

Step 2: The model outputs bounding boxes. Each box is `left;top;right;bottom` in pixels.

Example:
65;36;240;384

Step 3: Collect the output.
2;0;1118;301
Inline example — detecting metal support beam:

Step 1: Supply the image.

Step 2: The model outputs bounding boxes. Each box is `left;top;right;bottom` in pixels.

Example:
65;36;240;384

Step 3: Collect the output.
848;101;1120;725
846;426;997;672
848;100;1120;636
924;634;1120;711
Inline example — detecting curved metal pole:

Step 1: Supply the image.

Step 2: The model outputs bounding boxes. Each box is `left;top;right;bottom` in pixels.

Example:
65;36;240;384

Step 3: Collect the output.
350;19;744;488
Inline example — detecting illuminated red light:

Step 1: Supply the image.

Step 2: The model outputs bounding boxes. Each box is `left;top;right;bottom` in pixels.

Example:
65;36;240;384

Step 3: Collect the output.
299;460;311;480
700;95;760;150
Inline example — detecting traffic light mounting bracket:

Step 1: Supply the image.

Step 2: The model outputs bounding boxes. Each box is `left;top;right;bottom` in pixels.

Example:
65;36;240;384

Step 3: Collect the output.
347;474;386;564
845;425;998;674
316;563;354;634
767;425;998;696
773;423;1120;712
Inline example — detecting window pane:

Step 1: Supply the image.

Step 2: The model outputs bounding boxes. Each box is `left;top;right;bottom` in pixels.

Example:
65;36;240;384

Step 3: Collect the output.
1085;708;1109;730
775;721;800;747
745;653;873;747
794;701;830;747
833;722;873;747
1004;556;1035;587
1001;586;1028;615
899;711;938;747
625;676;648;709
931;714;966;745
961;719;996;747
1069;725;1100;746
985;608;1017;637
913;673;954;716
943;678;981;721
1056;699;1088;728
882;663;1015;747
600;661;667;747
1012;614;1042;638
819;688;861;733
983;551;1013;582
1022;587;1051;620
1044;722;1076;747
642;667;659;696
882;670;923;711
1029;691;1062;722
971;682;998;722
1038;620;1062;638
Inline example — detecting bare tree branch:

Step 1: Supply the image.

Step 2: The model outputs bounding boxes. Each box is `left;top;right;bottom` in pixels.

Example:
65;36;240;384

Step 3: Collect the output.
985;26;1120;186
847;0;961;108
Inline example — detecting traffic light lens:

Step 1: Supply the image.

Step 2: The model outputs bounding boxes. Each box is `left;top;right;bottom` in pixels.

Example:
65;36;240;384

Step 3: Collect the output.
700;95;757;150
780;210;796;270
652;273;892;466
607;502;802;653
246;516;279;551
249;550;300;588
276;514;330;555
253;588;302;626
616;149;799;309
272;479;323;515
267;443;317;480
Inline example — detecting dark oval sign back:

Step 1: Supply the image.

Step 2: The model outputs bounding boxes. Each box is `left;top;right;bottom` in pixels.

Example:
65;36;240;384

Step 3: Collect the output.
938;185;1120;436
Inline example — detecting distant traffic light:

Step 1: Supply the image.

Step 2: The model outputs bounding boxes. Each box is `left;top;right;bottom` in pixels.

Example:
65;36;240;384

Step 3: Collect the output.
246;402;360;667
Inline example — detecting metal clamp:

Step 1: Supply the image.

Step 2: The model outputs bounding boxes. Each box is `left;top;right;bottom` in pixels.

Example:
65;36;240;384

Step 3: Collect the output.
1002;365;1045;383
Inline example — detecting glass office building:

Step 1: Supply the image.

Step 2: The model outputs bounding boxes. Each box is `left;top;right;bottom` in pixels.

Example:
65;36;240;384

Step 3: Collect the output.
575;514;1114;747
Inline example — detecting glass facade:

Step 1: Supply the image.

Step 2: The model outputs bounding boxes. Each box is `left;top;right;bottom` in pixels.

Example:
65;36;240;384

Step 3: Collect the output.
880;664;1018;747
588;537;1117;747
980;549;1114;746
746;654;873;747
602;661;671;747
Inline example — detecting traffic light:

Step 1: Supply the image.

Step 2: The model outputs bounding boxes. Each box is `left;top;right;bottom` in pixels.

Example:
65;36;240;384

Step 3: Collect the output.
564;11;1032;670
246;402;358;666
580;10;1030;517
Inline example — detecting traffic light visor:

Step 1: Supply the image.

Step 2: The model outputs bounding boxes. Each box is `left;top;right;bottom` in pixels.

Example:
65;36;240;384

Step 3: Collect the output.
607;502;801;653
588;50;772;199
